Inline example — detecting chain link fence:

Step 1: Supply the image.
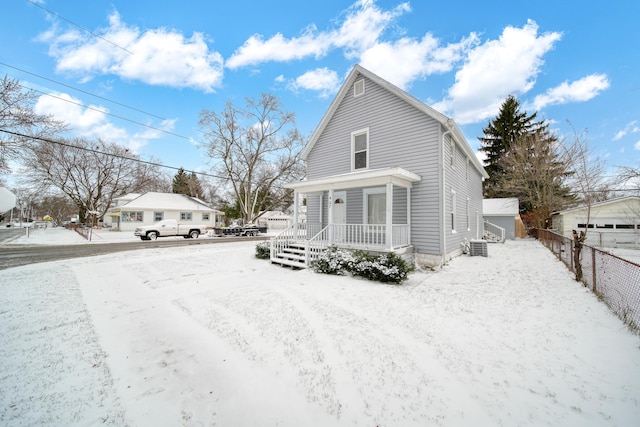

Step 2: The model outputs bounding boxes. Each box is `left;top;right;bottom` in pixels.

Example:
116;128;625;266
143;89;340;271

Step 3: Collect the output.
537;229;640;332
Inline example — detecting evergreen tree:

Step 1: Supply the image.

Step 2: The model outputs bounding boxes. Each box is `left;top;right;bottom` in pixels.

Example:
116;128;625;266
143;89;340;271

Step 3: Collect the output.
188;172;204;199
172;168;204;198
479;95;543;198
172;168;190;195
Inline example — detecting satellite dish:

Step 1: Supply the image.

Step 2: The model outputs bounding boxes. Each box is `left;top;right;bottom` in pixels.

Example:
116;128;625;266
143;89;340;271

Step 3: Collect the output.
0;187;17;213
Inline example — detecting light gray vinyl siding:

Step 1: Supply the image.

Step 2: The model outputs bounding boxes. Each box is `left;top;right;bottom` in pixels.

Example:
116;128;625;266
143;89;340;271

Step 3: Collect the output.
306;74;443;254
305;71;485;257
444;135;484;253
392;186;407;224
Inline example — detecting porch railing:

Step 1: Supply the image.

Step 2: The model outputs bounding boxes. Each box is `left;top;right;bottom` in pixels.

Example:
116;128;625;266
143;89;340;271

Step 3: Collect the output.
271;223;411;267
484;220;506;243
269;222;321;261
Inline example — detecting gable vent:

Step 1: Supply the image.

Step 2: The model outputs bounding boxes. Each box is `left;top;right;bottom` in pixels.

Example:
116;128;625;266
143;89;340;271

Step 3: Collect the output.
354;79;365;97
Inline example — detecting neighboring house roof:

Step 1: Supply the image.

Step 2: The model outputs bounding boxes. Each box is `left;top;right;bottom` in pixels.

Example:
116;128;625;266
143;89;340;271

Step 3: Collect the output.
110;192;219;212
552;196;640;216
300;64;488;179
483;198;519;216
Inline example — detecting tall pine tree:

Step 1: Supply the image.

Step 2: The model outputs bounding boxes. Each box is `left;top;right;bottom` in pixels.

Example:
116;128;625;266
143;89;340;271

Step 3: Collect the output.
172;168;190;195
479;95;542;198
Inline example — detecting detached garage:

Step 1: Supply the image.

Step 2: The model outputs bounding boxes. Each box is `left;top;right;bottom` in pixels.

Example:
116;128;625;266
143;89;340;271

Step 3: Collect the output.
551;196;640;248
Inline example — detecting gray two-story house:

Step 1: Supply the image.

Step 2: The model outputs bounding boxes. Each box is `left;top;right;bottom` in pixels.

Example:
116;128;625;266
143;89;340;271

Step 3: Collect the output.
271;65;488;269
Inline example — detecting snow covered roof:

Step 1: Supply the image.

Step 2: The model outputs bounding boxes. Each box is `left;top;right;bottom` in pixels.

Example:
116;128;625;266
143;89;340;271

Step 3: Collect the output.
115;192;218;211
483;198;519;216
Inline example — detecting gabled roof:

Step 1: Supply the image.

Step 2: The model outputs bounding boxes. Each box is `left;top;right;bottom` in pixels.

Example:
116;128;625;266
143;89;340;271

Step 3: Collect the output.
552;196;640;216
115;192;217;211
483;198;519;216
301;64;488;179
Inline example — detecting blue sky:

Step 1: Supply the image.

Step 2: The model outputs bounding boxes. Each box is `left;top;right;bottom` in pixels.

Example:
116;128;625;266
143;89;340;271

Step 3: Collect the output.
2;0;638;182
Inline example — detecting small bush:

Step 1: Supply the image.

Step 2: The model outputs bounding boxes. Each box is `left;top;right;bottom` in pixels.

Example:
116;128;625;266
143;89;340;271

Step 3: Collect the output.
312;247;410;284
255;241;270;259
311;246;356;275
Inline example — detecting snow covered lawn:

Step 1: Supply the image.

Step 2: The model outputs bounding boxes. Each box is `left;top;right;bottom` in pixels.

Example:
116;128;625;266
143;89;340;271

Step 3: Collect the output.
1;239;639;426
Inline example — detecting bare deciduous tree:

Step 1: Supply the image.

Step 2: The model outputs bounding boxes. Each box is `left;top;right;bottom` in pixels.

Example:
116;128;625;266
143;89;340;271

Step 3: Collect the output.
498;127;573;229
0;75;64;173
199;93;304;223
22;137;165;226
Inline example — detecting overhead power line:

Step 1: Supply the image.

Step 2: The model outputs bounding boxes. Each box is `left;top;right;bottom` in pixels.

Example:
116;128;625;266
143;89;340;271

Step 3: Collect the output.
25;0;134;55
0;62;167;121
16;82;199;144
0;128;223;180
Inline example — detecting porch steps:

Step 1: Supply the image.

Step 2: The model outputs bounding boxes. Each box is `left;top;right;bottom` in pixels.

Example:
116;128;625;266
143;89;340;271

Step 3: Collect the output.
271;242;308;269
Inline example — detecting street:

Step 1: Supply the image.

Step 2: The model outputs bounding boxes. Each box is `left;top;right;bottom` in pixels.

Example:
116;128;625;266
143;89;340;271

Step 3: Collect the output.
0;229;268;270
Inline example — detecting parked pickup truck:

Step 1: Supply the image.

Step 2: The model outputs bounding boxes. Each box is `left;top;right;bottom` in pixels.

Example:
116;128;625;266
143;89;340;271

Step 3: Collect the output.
134;219;207;240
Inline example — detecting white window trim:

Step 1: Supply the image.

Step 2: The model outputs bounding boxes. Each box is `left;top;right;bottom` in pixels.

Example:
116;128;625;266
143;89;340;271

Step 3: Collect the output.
351;127;370;171
451;139;456;168
451;189;457;234
466;157;470;181
180;212;193;221
466;197;470;231
363;187;386;225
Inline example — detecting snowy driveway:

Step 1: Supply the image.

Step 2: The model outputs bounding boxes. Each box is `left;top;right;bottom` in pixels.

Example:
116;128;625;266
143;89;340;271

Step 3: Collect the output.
1;239;639;426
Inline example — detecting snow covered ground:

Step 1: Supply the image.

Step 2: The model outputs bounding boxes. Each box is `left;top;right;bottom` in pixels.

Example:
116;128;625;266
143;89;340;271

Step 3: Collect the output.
1;229;639;426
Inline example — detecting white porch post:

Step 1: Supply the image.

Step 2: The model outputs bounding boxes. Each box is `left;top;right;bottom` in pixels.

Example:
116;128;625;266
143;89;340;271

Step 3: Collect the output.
328;189;334;245
292;192;299;238
386;182;393;250
407;187;411;245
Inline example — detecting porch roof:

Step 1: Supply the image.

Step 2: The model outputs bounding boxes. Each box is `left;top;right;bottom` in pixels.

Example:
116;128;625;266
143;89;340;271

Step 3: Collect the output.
285;167;421;193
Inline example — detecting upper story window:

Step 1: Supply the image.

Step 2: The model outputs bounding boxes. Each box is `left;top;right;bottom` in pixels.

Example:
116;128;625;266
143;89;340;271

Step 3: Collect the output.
351;128;369;171
354;79;365;97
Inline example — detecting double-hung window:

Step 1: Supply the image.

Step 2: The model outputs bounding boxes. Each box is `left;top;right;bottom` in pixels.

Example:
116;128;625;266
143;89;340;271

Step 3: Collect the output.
351;128;369;171
180;212;193;221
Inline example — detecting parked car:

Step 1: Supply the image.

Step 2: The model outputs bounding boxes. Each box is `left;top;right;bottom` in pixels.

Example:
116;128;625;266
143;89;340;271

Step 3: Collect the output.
134;219;207;240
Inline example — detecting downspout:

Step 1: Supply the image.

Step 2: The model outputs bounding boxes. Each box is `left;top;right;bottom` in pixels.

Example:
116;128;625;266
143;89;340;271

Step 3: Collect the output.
441;119;454;265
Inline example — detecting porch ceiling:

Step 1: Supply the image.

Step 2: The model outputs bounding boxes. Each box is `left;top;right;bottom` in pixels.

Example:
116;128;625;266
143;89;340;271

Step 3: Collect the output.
285;167;421;193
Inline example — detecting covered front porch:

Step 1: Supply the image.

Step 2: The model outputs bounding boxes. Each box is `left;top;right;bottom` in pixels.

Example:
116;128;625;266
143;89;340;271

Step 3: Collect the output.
271;167;421;268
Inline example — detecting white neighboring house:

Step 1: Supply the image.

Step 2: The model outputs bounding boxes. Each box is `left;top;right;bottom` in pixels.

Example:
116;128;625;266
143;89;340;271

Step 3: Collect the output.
105;192;224;232
551;196;640;248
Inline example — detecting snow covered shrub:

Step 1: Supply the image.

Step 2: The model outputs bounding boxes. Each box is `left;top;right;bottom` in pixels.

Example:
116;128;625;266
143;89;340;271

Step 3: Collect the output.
311;246;356;275
312;248;410;283
255;241;270;259
349;251;409;284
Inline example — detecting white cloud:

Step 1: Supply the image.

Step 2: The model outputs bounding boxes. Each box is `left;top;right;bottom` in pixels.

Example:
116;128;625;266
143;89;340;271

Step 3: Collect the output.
359;33;478;90
288;68;341;98
614;120;640;141
634;140;640;151
530;74;610;110
33;92;170;152
39;11;224;92
434;20;562;124
226;0;410;69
